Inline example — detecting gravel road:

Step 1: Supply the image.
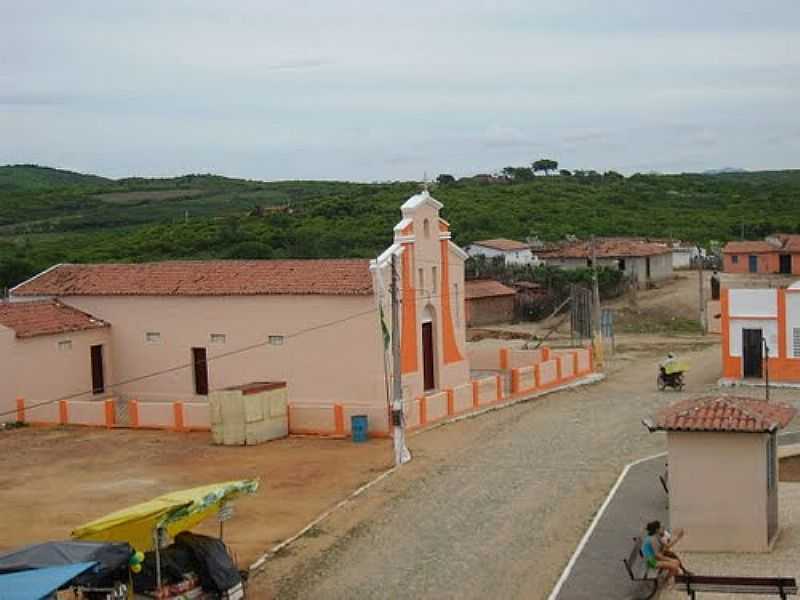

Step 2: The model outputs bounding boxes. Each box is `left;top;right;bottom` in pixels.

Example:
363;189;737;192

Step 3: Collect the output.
255;339;792;599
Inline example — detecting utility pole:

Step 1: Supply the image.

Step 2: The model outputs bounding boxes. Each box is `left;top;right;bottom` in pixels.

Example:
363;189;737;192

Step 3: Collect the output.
697;244;706;334
591;236;603;368
390;254;410;466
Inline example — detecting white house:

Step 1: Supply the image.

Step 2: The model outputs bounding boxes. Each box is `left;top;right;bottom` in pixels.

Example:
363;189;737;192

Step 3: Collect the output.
466;239;538;266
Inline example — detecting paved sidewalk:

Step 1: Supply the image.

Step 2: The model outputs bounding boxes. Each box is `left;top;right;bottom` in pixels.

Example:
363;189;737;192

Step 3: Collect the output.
554;431;800;600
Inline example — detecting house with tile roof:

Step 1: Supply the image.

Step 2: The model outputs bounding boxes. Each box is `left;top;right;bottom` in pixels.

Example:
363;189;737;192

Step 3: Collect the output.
9;191;472;436
464;279;517;326
0;300;112;422
722;234;800;274
645;394;796;552
537;237;673;284
465;238;539;266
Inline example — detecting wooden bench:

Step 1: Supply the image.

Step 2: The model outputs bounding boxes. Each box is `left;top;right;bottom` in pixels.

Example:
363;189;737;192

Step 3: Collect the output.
623;536;664;600
675;574;798;599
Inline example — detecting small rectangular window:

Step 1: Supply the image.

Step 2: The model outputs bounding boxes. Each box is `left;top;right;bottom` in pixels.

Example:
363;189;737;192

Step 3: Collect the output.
432;266;438;294
418;267;424;291
732;255;739;264
268;335;285;346
58;340;72;351
793;328;800;358
210;333;226;344
145;332;161;343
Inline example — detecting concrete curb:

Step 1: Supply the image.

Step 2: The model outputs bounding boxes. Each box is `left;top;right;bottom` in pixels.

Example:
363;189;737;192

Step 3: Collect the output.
249;372;607;574
546;452;667;600
249;465;399;572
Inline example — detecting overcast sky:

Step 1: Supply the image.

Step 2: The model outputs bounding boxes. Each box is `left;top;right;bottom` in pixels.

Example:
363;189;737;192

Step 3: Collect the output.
2;1;799;181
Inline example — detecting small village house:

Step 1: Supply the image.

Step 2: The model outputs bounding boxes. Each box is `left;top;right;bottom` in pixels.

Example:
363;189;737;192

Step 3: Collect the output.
464;279;517;326
537;238;673;284
8;191;472;435
465;239;538;266
0;300;111;423
720;282;800;383
722;234;800;275
646;395;796;552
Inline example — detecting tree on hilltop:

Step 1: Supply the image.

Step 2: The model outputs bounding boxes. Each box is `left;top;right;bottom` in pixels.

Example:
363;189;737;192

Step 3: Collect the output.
533;158;558;176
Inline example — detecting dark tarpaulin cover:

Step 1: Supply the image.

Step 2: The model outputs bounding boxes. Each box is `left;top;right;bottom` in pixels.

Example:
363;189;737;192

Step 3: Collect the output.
0;540;131;585
174;532;242;592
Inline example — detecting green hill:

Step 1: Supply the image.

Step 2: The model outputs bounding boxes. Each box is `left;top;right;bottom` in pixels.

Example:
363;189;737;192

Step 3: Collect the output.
0;164;112;191
2;166;800;291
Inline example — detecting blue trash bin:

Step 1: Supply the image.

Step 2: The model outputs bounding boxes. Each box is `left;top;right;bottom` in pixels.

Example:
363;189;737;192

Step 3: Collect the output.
351;415;368;443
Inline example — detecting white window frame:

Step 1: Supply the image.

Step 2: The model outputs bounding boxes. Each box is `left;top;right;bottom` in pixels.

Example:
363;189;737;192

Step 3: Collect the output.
58;340;73;351
268;335;285;346
145;332;161;344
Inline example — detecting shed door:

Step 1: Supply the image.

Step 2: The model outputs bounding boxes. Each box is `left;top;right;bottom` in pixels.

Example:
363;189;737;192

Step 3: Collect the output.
748;255;758;273
646;257;651;280
780;254;792;274
422;322;435;391
742;329;763;378
90;344;105;394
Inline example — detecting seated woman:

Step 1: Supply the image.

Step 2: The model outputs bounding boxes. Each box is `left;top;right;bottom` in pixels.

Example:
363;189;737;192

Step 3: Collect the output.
642;520;681;588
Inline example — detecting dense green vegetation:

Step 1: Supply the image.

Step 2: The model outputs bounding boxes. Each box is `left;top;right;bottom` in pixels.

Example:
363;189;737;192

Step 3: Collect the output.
2;164;800;291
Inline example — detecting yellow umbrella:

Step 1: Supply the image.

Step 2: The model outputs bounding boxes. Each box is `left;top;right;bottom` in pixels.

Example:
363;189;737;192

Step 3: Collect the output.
72;479;259;552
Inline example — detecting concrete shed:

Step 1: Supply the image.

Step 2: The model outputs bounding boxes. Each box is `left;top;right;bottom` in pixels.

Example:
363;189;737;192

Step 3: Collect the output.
464;280;516;326
646;395;796;552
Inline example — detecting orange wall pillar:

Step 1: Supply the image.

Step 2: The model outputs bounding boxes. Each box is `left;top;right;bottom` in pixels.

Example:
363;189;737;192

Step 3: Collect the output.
15;397;24;423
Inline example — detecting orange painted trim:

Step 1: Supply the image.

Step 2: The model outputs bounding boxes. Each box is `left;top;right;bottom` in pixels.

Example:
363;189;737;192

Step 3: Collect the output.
173;401;185;432
438;220;449;232
400;244;418;374
334;404;345;435
129;400;140;428
511;368;520;394
446;388;455;416
419;396;427;426
729;315;778;320
555;357;563;383
496;375;503;401
721;289;738;378
500;348;510;370
587;346;594;373
534;364;541;388
401;222;414;236
15;397;24;423
572;352;580;376
542;347;551;361
58;400;68;425
778;289;787;359
472;380;480;408
104;399;115;428
440;239;465;364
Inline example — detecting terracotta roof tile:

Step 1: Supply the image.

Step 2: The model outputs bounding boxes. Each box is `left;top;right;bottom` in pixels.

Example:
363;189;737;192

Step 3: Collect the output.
472;239;530;252
537;238;671;259
722;241;774;253
652;395;796;433
0;300;109;338
465;279;517;299
12;260;374;297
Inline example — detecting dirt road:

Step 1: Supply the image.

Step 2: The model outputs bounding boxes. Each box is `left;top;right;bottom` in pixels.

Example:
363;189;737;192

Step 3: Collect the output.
253;335;793;599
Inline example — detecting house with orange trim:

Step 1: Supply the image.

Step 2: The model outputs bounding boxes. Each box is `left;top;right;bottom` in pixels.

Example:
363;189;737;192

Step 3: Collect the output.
720;282;800;384
0;300;112;424
722;234;800;275
7;191;472;436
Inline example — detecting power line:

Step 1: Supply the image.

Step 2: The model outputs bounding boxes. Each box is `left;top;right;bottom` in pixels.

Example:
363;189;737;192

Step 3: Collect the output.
3;285;470;420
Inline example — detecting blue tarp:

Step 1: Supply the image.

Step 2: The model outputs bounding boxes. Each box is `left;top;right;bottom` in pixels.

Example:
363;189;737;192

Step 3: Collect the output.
0;561;96;600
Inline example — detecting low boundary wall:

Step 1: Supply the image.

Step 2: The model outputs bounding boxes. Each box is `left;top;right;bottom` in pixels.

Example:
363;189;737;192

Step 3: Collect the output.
12;344;595;439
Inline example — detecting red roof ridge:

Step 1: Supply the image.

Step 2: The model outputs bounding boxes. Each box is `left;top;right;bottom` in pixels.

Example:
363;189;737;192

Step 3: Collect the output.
0;299;109;338
651;394;796;433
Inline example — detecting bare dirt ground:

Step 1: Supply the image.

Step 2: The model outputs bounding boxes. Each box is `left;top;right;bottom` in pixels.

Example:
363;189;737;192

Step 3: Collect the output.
3;272;795;598
0;428;392;567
